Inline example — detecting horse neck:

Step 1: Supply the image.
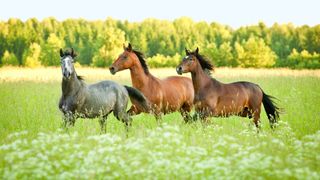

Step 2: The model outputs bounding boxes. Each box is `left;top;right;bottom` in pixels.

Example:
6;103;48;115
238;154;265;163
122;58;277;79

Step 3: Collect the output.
191;64;214;93
62;73;85;97
129;60;152;89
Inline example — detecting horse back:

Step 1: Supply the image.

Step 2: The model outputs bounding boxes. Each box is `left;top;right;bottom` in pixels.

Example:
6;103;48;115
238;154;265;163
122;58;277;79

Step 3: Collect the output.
83;80;129;117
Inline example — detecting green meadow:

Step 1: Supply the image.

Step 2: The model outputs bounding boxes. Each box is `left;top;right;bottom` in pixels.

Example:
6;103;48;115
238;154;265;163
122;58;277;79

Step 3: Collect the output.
0;68;319;179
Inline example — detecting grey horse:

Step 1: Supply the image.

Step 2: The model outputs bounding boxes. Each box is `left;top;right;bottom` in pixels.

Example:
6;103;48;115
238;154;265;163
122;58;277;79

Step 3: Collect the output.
58;48;149;132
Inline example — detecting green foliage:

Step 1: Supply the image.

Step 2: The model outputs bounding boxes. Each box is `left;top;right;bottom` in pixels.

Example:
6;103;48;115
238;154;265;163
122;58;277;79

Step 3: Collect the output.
286;49;320;69
0;17;319;68
235;37;277;67
41;33;64;66
147;53;181;68
203;42;235;67
23;43;42;67
91;28;125;67
1;50;19;66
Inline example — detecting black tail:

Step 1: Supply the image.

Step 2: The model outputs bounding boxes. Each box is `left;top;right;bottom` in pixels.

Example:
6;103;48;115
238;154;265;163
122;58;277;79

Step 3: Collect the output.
262;92;281;128
124;85;150;112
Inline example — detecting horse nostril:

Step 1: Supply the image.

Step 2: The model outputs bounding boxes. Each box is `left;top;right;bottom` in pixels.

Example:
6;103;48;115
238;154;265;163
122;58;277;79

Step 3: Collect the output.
109;66;116;74
176;67;183;75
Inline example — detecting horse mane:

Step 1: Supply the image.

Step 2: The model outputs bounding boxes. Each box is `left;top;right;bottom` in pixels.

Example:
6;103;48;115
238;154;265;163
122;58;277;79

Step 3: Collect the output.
77;75;84;81
193;53;214;73
131;50;149;75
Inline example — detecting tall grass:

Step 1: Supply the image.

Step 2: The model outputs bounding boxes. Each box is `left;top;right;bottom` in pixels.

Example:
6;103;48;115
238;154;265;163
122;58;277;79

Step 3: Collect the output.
0;67;319;179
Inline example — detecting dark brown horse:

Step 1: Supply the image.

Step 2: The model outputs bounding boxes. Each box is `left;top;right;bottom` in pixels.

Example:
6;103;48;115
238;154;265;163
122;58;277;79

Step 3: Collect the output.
109;43;194;123
176;47;281;128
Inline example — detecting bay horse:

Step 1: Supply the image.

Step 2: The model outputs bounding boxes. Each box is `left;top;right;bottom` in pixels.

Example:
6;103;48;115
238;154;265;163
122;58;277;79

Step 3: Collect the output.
176;47;281;128
109;43;194;123
58;48;149;132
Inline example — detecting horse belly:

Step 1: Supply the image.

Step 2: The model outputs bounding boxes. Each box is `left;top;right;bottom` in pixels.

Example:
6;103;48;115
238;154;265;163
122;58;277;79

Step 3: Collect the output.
194;100;215;116
214;98;246;116
81;95;115;118
162;100;181;114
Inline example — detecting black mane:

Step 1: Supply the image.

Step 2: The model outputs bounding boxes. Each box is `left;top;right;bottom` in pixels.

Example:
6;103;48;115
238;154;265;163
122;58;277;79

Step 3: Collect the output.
191;52;214;73
77;75;84;81
132;50;149;74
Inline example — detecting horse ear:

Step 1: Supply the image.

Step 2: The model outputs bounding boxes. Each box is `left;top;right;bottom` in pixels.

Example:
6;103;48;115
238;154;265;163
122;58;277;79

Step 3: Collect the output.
71;48;77;58
71;48;74;57
195;47;199;54
60;49;64;57
185;48;190;55
128;43;132;52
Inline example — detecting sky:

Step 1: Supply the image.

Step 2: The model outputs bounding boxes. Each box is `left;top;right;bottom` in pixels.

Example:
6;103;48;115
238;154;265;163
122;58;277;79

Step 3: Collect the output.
0;0;319;28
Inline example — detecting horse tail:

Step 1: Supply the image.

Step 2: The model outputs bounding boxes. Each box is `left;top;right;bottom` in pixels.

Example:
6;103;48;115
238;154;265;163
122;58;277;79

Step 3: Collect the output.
124;85;150;112
261;91;281;128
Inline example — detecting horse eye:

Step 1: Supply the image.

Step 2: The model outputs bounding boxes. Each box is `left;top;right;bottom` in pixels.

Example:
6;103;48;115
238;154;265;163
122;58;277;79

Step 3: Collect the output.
123;55;128;60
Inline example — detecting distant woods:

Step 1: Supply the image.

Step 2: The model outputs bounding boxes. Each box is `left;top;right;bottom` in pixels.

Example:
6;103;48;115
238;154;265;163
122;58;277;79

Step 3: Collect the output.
0;17;319;68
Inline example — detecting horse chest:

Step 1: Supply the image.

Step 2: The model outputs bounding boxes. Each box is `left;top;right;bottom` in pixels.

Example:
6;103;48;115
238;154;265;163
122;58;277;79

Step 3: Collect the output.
59;96;82;114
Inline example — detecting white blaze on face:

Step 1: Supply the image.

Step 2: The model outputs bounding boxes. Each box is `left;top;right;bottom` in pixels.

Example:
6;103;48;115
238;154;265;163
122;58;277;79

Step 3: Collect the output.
62;56;73;76
185;56;189;59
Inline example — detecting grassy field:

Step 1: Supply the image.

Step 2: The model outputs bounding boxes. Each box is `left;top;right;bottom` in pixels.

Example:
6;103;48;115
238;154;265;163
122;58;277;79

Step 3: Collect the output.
0;67;319;179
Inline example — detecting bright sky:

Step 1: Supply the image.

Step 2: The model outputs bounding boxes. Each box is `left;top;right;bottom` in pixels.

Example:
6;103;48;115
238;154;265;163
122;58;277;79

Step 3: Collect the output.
0;0;319;28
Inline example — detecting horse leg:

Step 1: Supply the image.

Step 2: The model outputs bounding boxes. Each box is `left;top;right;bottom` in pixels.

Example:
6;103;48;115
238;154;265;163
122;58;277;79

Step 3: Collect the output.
114;110;132;133
99;116;108;134
180;103;192;123
200;112;210;124
69;117;76;126
155;114;162;126
252;108;261;131
60;116;69;133
181;111;192;123
127;105;141;116
61;112;75;130
193;111;209;124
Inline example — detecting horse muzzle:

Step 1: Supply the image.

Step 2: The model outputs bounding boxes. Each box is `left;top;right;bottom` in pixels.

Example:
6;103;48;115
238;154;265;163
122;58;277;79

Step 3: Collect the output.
63;72;71;79
109;66;117;75
176;66;183;75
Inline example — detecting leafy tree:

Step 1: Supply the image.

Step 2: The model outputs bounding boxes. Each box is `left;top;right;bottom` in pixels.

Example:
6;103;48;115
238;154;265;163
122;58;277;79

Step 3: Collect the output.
23;43;42;67
235;37;277;67
0;17;319;69
287;49;320;69
203;42;235;67
148;53;181;68
1;50;19;66
41;33;65;66
91;27;125;67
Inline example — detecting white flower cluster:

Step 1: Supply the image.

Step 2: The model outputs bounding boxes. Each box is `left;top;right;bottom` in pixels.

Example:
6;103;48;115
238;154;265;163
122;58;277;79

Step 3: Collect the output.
0;124;319;179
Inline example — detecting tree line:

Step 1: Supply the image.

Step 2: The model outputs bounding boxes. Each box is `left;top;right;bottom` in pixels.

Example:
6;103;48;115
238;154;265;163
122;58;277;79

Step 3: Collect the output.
1;17;319;69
